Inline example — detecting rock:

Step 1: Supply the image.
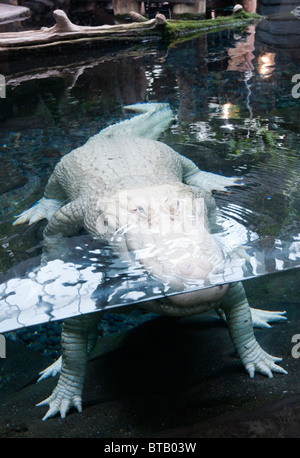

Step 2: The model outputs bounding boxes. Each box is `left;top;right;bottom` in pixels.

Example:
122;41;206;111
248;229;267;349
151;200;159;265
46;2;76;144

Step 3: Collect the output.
233;4;244;14
0;2;30;24
129;11;147;22
0;162;27;194
155;13;167;25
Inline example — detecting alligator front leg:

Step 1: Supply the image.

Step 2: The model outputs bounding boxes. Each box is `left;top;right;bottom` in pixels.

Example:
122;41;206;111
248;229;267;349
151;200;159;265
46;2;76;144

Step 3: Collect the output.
13;197;62;226
41;199;86;264
220;282;287;378
181;155;243;192
37;314;99;420
37;326;99;382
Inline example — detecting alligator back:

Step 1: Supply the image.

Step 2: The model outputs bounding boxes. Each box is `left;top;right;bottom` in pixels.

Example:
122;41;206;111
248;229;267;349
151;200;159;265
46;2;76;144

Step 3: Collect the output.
52;135;184;200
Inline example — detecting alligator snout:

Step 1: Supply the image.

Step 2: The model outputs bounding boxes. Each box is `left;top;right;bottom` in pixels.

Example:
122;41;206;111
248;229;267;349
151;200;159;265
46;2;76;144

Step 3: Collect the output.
175;258;214;279
95;183;225;293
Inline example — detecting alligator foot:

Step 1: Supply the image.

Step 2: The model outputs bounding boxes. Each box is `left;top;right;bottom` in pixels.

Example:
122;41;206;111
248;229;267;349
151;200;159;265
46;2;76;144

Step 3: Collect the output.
216;306;287;328
36;381;83;420
37;351;86;420
221;282;287;378
204;172;244;191
250;308;287;328
13;197;61;225
183;165;244;192
241;339;288;378
37;315;98;420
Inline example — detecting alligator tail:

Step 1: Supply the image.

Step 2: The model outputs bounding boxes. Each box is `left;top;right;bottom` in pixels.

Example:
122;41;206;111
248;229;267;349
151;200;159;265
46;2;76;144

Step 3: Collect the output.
98;102;174;141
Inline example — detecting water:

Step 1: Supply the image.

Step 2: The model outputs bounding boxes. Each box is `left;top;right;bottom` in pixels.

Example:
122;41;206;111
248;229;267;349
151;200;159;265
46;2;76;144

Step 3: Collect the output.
0;7;300;333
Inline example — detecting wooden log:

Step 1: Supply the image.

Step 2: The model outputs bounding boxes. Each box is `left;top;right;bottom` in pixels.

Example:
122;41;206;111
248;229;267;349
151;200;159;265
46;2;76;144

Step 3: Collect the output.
0;9;162;49
129;11;147;22
0;8;262;54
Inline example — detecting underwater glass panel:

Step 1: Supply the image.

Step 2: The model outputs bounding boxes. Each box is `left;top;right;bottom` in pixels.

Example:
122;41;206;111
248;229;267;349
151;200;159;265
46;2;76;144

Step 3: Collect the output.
0;10;300;332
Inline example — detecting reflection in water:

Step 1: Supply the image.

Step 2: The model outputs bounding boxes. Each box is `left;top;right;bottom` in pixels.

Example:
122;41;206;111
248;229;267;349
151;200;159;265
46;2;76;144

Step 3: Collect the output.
0;235;155;333
258;52;276;78
0;20;300;332
226;25;255;135
242;0;257;13
221;102;233;119
227;25;255;73
221;102;240;119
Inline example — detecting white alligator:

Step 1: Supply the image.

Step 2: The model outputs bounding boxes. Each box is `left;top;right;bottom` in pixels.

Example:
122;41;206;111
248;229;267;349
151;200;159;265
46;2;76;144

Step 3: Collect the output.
13;103;287;420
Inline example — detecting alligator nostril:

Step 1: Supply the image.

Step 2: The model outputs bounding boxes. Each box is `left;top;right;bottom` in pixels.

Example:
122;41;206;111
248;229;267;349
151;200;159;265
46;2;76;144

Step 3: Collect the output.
176;261;194;277
176;259;213;279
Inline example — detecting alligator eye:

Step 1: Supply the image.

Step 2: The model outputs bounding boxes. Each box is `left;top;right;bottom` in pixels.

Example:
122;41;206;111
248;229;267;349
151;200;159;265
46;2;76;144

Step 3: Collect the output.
132;206;147;217
138;206;148;217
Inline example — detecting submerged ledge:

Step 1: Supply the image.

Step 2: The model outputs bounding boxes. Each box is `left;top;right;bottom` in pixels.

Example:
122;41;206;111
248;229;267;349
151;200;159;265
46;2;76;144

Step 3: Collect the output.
0;9;262;53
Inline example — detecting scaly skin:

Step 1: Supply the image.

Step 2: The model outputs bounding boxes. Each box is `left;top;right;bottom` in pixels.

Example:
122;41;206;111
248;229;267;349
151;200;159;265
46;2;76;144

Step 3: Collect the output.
13;103;287;420
37;314;99;420
36;282;287;421
221;282;286;378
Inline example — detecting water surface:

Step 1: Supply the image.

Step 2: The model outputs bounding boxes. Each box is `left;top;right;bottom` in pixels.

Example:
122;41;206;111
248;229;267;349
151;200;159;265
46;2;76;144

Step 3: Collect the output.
0;14;299;331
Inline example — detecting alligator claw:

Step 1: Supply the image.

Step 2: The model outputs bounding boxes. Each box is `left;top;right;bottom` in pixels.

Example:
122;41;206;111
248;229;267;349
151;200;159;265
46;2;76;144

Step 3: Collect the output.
250;308;287;328
242;340;288;379
37;388;82;420
37;356;62;382
13;197;61;226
